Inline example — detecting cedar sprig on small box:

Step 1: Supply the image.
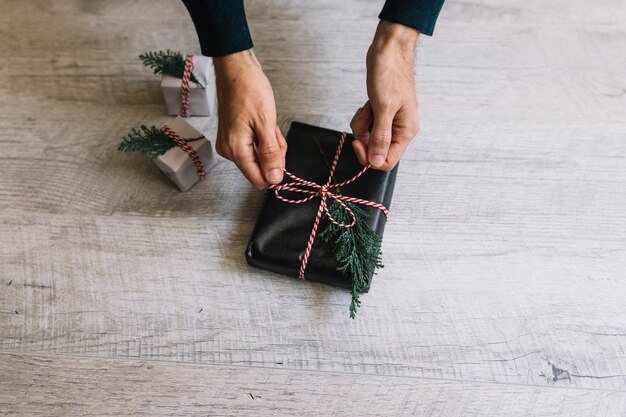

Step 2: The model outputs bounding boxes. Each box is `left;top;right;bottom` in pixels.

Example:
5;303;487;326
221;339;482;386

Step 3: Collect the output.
117;117;216;191
139;50;216;117
139;50;204;90
117;125;204;157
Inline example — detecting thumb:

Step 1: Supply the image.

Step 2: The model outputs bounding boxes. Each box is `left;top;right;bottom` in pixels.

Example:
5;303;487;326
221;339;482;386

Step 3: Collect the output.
368;109;393;168
255;124;285;185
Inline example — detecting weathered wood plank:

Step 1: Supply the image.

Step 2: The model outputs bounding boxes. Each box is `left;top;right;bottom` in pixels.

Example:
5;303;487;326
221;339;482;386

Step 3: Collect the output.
1;353;624;417
1;210;625;390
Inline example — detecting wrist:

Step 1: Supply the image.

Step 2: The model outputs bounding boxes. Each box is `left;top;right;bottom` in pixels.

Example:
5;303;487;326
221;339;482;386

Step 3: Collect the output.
369;20;420;61
213;49;260;78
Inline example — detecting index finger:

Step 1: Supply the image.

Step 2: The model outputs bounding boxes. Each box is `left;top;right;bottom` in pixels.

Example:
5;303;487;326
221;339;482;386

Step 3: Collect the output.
351;101;373;144
231;139;268;189
375;138;410;171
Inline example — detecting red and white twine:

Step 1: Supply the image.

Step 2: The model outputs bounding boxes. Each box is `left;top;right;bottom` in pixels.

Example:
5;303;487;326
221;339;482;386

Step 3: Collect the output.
268;132;389;280
179;54;194;117
161;125;206;179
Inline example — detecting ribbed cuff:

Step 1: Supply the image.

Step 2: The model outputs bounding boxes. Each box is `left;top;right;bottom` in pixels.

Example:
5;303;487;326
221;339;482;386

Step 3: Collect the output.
182;0;254;57
379;0;445;36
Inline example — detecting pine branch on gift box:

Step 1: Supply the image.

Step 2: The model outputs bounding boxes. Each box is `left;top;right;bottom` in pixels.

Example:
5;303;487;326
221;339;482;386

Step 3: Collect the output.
306;135;386;318
117;125;203;157
139;50;204;89
310;135;384;318
320;200;384;319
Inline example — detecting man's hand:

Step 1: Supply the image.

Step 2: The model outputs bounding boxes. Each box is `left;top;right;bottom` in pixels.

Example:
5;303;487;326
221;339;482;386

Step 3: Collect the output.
213;49;287;188
351;20;421;171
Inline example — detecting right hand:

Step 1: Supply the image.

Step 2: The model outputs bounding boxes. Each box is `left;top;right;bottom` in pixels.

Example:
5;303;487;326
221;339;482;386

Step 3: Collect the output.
350;20;421;171
213;49;287;189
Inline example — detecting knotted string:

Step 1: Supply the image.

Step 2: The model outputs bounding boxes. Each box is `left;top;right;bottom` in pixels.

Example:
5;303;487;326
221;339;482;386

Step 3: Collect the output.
179;54;194;117
269;132;389;279
161;125;206;179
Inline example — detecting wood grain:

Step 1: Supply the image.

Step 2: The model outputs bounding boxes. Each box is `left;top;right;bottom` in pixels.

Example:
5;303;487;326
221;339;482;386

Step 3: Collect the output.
1;0;626;414
1;208;625;390
1;353;625;417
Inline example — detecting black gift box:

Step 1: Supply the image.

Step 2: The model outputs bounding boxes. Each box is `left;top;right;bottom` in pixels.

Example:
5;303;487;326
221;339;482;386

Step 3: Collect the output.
245;121;398;290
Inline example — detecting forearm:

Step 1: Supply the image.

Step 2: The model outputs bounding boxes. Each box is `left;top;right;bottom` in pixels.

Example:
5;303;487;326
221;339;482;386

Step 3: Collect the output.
181;0;253;57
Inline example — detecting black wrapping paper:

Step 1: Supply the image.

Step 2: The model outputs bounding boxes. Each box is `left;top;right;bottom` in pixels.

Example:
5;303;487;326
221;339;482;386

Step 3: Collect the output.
246;121;398;290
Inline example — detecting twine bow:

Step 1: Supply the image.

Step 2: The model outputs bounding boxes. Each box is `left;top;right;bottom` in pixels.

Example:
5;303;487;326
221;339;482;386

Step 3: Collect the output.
179;54;194;117
269;132;389;279
161;125;206;179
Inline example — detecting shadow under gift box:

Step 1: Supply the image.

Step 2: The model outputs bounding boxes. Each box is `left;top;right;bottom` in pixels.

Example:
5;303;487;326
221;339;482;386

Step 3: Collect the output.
161;55;217;117
246;121;399;290
154;116;217;191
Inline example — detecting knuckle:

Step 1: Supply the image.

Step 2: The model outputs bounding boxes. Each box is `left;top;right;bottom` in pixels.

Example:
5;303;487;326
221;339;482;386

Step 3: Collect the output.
256;111;274;125
410;121;420;138
258;144;281;161
215;141;230;159
372;98;394;113
231;147;248;162
371;132;391;147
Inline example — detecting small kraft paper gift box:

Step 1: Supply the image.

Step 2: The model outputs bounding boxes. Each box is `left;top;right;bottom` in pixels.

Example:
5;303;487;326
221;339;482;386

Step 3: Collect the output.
139;50;217;117
246;121;399;317
118;116;217;191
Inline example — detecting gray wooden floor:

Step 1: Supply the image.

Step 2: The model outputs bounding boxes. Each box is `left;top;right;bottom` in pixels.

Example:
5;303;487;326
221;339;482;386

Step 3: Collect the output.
2;0;626;415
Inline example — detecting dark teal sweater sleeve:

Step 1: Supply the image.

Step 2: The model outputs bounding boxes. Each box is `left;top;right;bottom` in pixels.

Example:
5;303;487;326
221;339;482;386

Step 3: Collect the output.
181;0;254;57
182;0;444;57
379;0;445;36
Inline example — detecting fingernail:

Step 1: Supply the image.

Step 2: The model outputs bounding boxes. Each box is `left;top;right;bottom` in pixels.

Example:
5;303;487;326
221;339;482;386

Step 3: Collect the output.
371;155;385;166
268;168;282;182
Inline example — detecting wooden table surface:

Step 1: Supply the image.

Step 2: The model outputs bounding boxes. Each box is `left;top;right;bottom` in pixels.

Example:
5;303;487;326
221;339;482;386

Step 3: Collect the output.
1;0;625;415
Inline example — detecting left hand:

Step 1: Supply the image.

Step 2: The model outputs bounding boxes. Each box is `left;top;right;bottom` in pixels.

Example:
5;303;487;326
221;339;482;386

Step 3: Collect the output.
351;20;421;171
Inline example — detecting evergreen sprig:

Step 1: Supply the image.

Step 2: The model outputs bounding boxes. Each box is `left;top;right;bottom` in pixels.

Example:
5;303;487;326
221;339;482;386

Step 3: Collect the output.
139;50;205;89
311;135;385;318
117;125;203;157
320;200;384;319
